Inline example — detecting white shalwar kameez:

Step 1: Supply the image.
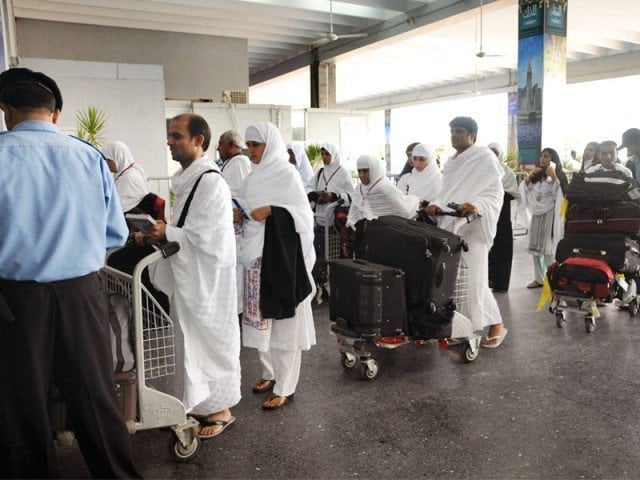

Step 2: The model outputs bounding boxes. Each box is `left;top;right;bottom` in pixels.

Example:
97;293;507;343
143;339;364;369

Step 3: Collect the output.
150;155;241;415
221;153;252;314
347;155;419;229
238;124;316;398
396;143;443;202
430;144;504;332
308;143;355;227
521;176;564;285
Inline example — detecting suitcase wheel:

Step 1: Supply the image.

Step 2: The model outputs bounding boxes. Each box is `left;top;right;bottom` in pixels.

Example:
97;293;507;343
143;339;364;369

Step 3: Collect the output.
460;343;479;363
340;352;358;370
360;359;379;381
585;316;596;334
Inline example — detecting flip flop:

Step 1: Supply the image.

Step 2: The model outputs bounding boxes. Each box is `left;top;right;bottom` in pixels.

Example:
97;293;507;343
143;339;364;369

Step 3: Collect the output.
261;393;294;410
252;379;276;394
197;416;235;440
482;328;508;349
527;281;542;289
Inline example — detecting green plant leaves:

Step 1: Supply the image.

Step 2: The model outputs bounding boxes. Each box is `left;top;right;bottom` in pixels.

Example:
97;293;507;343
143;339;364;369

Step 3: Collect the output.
76;106;108;147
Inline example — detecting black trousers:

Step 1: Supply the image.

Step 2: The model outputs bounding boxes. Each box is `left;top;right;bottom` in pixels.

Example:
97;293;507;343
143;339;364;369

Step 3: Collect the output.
0;273;141;479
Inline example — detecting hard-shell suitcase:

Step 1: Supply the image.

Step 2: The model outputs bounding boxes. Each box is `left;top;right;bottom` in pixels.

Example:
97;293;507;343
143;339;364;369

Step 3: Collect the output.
566;171;640;204
565;202;640;236
362;216;465;338
556;234;640;274
329;259;406;337
547;258;615;300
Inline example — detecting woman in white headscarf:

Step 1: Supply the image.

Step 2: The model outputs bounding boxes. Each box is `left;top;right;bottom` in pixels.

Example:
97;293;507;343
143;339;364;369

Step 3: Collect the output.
396;143;442;202
306;143;355;300
287;143;314;186
102;141;150;213
486;142;521;292
235;123;316;411
347;154;419;229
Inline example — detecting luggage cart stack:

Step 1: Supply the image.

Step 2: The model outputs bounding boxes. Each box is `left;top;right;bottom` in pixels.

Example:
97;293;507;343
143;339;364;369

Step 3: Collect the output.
548;171;640;333
329;211;482;380
102;242;201;462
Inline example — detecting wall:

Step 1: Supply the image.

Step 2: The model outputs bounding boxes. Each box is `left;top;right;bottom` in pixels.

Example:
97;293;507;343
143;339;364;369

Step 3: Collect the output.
16;19;248;101
20;58;169;185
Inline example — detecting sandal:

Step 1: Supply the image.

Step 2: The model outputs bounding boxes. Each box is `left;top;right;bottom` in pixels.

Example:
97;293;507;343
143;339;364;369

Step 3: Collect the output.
527;281;542;289
482;328;508;349
252;379;276;394
261;393;294;410
198;415;235;440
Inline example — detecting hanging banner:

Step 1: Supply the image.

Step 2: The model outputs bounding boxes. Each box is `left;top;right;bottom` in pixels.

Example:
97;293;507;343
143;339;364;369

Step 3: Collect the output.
517;0;568;165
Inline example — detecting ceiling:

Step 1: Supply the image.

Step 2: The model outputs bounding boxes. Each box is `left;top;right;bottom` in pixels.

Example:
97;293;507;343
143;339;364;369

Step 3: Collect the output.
11;0;640;108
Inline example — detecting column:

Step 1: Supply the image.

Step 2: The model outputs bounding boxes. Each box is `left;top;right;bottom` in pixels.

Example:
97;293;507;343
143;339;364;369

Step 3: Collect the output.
517;0;568;166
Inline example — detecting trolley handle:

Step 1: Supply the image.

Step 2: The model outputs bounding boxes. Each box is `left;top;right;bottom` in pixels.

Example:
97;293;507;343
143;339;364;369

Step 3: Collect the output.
158;241;180;259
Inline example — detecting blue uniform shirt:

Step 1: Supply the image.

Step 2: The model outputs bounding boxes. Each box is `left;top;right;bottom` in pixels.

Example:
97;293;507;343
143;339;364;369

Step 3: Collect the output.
0;120;128;282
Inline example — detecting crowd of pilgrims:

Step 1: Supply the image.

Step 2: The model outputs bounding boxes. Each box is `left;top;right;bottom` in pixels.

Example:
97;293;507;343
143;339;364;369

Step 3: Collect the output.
106;113;636;439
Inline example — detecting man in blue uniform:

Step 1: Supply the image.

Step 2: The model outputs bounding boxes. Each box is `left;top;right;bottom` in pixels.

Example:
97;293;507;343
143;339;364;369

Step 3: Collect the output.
0;68;141;478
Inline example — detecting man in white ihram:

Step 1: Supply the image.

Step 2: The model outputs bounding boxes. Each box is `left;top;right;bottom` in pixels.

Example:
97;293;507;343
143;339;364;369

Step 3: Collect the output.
147;113;241;439
425;116;507;348
217;130;252;318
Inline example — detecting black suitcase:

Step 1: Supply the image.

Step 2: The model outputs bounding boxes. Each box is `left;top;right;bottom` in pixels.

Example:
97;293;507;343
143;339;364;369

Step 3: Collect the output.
556;234;640;274
566;171;640;204
362;216;465;338
329;259;406;337
565;202;640;236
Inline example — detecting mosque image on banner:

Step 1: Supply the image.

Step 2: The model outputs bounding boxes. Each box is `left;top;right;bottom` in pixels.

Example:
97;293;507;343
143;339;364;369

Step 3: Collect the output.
516;34;543;165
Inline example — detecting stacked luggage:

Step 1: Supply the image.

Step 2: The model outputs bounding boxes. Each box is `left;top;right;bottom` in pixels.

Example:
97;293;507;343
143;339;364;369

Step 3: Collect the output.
548;170;640;332
329;215;481;378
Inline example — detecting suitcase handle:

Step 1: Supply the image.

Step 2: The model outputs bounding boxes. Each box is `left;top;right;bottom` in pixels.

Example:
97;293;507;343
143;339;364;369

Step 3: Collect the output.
572;247;606;256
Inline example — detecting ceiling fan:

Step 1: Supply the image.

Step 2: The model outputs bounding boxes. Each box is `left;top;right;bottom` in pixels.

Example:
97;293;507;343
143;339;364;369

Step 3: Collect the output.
475;0;505;59
312;0;368;46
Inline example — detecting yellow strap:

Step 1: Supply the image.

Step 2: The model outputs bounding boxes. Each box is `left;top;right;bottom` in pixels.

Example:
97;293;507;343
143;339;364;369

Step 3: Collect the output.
559;198;569;221
536;275;553;312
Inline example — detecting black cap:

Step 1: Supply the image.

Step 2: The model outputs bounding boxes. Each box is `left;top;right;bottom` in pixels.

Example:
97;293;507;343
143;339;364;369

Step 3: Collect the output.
618;128;640;150
0;67;63;111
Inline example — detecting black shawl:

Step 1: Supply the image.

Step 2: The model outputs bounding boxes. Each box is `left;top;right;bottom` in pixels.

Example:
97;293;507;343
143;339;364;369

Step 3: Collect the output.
260;207;312;319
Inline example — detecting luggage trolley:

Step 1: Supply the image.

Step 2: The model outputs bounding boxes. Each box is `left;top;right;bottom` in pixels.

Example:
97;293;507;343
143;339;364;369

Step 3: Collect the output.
550;273;640;334
329;208;483;380
102;242;201;461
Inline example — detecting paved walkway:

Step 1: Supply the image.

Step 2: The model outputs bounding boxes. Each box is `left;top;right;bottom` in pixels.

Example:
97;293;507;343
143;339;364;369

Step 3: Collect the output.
60;237;640;478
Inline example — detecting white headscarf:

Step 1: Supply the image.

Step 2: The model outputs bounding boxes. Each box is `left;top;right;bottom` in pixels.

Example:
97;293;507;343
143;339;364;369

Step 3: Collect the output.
396;143;442;202
321;143;341;174
101;141;149;212
238;123;315;271
346;154;418;228
287;143;314;186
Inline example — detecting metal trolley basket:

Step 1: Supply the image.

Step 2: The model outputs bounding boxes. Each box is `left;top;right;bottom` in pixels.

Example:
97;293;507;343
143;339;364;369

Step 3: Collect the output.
330;212;483;380
102;242;201;462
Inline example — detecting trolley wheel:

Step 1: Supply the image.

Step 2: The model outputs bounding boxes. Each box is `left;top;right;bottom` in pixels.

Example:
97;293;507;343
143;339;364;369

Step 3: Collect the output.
555;312;566;328
460;343;479;363
340;352;357;370
360;360;379;381
629;299;639;317
168;431;201;462
585;316;596;334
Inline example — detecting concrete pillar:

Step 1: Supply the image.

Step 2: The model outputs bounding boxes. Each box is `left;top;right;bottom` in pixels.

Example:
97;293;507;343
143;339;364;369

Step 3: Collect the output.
516;0;568;166
317;61;336;109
